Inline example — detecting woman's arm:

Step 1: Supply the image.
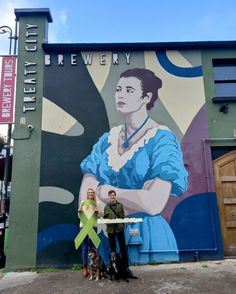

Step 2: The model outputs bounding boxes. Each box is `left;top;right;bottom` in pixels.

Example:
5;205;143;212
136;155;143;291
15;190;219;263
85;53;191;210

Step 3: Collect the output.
96;177;171;216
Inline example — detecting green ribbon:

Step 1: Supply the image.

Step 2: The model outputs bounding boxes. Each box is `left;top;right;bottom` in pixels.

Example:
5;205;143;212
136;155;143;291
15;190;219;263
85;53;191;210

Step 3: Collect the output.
74;199;101;250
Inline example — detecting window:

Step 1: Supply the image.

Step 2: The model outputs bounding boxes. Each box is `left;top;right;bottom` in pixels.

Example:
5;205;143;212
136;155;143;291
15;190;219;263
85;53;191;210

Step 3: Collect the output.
212;59;236;103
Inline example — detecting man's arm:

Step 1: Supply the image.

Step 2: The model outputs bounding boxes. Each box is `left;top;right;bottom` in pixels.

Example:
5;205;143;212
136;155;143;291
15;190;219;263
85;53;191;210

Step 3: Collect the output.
120;203;125;219
103;205;109;219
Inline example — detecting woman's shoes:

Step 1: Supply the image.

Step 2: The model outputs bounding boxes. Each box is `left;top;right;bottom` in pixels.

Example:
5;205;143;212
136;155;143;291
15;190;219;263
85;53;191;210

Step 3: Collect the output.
82;265;89;278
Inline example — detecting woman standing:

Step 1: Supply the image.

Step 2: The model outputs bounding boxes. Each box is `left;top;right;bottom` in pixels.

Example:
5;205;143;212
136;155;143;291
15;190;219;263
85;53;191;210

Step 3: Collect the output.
78;188;99;277
79;68;188;263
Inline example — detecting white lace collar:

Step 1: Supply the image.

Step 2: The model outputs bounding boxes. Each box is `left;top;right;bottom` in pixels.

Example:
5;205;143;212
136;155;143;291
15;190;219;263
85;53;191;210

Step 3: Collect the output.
106;124;169;172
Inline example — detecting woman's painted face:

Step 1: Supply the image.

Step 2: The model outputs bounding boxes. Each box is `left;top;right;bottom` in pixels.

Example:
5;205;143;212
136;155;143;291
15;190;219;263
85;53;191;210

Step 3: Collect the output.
115;77;145;114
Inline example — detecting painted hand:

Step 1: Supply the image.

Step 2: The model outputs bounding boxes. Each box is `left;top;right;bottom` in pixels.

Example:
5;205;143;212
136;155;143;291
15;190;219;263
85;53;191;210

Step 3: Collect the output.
96;184;115;203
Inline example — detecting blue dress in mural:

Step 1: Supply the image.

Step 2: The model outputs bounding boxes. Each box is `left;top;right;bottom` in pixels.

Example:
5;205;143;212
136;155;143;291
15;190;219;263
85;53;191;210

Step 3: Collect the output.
80;125;188;264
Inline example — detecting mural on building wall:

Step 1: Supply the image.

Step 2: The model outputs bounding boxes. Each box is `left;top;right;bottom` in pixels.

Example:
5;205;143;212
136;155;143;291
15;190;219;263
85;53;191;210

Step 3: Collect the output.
79;67;188;264
37;50;223;266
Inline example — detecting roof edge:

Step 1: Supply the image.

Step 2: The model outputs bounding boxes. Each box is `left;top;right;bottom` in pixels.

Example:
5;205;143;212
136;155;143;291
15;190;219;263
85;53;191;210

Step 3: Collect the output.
15;8;53;23
42;40;236;52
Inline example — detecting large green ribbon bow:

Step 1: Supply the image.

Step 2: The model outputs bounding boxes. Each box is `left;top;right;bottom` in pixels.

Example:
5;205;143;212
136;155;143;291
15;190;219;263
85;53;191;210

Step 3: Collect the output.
74;199;101;250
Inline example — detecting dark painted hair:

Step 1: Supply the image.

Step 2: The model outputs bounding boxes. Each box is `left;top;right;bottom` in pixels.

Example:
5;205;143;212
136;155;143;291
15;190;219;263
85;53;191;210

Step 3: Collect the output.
108;190;116;196
120;68;162;110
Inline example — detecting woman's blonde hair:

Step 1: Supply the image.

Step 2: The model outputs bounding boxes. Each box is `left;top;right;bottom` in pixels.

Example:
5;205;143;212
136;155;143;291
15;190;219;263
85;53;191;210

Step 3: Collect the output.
87;188;96;202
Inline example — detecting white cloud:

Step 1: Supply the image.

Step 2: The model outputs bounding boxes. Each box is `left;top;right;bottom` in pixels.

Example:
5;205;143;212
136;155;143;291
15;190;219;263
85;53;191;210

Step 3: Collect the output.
0;1;70;47
58;10;67;26
48;9;70;43
0;0;70;52
48;29;58;43
0;0;35;54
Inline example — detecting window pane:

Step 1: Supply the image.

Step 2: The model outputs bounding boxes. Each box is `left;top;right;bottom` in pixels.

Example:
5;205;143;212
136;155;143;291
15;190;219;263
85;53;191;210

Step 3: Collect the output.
213;66;236;81
215;83;236;97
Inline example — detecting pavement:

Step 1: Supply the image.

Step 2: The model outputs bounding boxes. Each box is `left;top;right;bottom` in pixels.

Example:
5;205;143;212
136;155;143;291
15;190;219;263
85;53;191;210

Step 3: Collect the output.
0;259;236;294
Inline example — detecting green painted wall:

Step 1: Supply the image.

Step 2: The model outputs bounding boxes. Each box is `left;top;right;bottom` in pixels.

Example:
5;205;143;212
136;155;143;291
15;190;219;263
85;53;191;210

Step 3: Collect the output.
6;13;50;270
202;49;236;147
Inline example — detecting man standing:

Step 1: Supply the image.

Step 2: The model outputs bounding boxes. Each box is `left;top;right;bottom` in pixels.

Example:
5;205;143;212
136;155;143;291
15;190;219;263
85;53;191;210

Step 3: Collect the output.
103;190;129;269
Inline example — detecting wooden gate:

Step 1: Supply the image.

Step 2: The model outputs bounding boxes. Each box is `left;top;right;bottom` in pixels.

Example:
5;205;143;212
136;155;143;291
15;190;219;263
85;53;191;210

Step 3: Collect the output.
213;150;236;256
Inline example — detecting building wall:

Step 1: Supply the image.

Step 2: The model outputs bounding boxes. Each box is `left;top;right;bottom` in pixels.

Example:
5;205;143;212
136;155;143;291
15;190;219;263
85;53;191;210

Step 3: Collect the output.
202;49;236;258
37;49;223;266
202;49;236;146
7;12;49;270
7;10;228;269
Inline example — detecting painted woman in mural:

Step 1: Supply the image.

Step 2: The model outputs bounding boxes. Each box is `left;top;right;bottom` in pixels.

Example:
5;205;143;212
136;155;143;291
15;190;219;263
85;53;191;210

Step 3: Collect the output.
79;68;188;263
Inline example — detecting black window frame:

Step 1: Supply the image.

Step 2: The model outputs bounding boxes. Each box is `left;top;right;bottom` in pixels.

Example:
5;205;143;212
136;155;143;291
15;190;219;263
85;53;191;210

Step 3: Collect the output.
212;58;236;103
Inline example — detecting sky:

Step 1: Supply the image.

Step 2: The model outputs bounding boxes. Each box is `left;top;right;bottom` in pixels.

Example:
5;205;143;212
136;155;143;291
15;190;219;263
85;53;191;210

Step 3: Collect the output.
0;0;236;135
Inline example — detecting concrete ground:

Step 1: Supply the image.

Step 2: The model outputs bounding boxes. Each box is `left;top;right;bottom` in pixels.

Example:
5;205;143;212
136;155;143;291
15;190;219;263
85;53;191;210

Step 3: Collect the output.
0;259;236;294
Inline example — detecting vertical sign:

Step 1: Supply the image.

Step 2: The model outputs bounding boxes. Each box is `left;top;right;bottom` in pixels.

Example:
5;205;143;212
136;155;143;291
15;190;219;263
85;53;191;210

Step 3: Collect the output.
0;56;17;123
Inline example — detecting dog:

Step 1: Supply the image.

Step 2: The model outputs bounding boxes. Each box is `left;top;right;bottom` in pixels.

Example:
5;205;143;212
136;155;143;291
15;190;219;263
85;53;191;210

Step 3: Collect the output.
88;248;108;281
109;252;133;282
